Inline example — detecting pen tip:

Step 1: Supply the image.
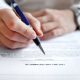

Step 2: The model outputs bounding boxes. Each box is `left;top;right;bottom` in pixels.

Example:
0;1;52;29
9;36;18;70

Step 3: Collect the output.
38;45;45;55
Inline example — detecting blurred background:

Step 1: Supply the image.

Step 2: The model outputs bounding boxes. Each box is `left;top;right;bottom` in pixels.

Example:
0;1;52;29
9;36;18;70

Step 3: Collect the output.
15;0;77;12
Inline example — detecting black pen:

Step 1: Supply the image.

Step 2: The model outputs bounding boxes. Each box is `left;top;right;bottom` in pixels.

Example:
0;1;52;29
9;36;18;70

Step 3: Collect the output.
10;0;45;55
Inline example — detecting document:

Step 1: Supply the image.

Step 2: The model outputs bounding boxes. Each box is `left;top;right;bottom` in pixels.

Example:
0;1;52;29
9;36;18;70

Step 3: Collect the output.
0;31;80;59
0;31;80;80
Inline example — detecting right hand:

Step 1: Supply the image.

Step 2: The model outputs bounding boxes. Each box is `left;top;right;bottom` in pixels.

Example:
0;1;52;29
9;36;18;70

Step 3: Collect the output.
0;9;43;49
33;9;76;40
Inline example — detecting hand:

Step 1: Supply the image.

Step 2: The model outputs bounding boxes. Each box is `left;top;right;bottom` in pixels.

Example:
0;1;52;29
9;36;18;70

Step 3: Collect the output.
33;9;77;40
0;9;43;49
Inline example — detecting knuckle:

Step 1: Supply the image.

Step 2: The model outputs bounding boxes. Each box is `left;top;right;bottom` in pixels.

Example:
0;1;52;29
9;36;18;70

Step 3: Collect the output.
8;20;16;30
23;29;28;35
22;29;32;39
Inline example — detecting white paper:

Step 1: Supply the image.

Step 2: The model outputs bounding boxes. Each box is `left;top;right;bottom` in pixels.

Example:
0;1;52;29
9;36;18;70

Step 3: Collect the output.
0;31;80;80
0;31;80;59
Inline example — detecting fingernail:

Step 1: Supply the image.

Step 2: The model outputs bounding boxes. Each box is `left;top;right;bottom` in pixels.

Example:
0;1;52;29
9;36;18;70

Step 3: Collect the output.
35;23;43;36
38;30;43;37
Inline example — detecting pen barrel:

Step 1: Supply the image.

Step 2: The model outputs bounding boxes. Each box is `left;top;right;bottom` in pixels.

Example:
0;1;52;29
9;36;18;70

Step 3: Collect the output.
13;4;30;25
12;2;41;46
11;0;45;54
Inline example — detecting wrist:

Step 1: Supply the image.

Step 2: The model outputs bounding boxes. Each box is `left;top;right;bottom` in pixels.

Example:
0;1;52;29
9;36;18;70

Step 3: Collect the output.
65;9;78;30
71;5;80;30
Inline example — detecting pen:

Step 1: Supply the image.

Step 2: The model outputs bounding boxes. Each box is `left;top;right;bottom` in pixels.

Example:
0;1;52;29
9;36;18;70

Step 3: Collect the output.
10;0;45;55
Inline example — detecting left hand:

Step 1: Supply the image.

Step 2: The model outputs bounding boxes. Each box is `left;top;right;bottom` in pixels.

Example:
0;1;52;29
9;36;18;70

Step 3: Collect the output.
33;9;77;40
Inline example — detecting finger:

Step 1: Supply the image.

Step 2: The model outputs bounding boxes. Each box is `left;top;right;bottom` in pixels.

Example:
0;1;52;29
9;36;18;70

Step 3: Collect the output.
0;33;31;49
0;9;36;40
37;15;53;23
25;13;43;37
40;28;64;40
32;10;45;17
0;19;29;43
41;22;58;33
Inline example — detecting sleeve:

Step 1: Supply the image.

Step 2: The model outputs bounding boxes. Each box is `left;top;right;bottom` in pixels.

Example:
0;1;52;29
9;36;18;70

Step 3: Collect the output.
71;3;80;30
0;0;11;9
